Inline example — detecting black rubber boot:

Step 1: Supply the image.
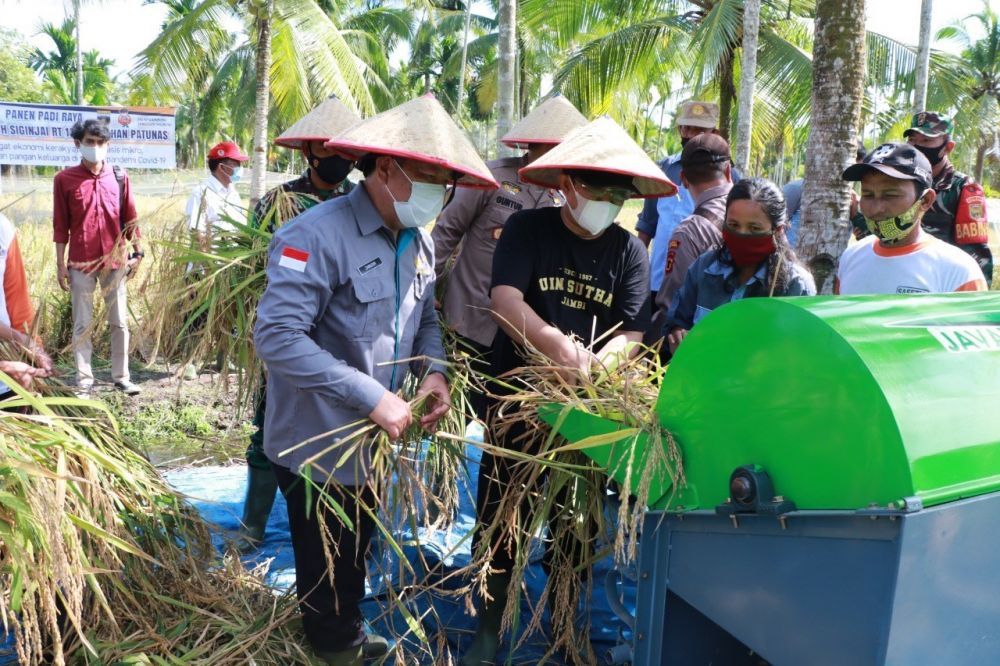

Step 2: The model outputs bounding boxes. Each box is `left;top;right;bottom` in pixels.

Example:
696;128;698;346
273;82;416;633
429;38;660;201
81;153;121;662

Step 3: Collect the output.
461;573;512;666
236;465;278;553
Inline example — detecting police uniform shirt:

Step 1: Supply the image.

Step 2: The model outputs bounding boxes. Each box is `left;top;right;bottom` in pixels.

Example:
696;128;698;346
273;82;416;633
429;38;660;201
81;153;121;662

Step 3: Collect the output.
254;184;446;483
432;156;563;347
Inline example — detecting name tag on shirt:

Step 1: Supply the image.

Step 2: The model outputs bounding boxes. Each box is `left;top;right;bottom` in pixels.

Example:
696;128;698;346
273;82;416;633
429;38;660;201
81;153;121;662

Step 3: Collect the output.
358;257;383;275
279;246;309;272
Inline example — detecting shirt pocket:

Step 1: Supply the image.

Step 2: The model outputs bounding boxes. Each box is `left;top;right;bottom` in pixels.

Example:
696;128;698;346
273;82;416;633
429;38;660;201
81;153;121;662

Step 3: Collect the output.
350;276;393;341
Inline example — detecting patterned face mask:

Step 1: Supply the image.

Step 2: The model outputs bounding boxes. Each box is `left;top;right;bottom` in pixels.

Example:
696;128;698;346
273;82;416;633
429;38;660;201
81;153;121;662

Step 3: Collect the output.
864;194;928;243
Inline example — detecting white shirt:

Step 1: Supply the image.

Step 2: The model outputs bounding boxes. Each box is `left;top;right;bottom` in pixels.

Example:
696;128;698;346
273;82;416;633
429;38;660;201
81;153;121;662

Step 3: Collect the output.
185;175;245;235
836;229;988;295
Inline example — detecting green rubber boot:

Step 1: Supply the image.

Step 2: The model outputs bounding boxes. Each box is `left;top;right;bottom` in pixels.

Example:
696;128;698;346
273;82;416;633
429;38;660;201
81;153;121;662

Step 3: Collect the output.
461;573;512;666
315;646;363;666
236;465;278;553
361;633;389;659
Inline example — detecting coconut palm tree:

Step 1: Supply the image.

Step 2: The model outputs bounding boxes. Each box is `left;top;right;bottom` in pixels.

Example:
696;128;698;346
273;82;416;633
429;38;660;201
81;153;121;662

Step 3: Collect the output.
29;18;77;79
496;0;517;155
937;0;1000;184
30;17;116;106
795;0;867;294
734;0;759;172
135;0;381;199
914;0;933;112
530;0;963;176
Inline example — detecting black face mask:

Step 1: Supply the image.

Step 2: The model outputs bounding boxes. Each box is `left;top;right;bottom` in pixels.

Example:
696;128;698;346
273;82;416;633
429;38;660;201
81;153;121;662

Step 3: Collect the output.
912;142;946;167
307;150;353;186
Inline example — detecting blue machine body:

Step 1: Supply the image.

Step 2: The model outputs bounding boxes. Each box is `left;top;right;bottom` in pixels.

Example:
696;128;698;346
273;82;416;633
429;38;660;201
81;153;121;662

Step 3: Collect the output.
633;491;1000;665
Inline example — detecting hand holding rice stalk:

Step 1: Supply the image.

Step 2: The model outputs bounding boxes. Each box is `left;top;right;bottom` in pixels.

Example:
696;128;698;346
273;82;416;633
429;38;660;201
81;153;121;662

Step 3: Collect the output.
272;357;482;663
457;329;683;663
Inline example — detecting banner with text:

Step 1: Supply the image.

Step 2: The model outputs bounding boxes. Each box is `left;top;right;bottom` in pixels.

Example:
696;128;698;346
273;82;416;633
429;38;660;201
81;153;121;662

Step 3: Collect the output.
0;102;176;169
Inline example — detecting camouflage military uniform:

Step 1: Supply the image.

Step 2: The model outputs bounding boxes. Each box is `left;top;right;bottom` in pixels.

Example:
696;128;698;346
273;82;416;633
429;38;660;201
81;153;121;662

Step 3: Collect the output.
921;164;993;283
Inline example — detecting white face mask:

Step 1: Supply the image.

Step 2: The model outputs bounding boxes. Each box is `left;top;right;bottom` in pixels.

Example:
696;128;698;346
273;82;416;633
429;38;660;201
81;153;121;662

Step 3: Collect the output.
79;144;108;164
387;160;446;228
567;181;622;235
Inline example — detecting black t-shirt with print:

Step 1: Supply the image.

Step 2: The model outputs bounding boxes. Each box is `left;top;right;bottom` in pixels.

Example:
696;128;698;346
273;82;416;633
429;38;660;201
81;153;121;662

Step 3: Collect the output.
489;206;651;378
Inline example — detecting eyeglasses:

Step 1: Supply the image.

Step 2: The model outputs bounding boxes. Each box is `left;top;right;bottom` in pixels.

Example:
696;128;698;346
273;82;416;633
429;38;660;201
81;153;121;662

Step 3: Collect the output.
573;179;634;205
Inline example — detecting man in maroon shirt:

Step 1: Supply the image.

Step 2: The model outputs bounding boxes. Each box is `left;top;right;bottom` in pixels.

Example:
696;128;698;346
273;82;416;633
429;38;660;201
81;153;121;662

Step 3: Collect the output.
53;119;143;396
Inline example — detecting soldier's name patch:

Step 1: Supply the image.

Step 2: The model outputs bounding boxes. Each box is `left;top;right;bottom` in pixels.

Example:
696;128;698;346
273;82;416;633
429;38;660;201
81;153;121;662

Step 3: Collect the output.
278;246;309;272
358;257;383;275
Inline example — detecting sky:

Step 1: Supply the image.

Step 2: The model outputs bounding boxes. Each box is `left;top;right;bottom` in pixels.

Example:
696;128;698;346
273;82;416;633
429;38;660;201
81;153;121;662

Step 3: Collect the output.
0;0;995;79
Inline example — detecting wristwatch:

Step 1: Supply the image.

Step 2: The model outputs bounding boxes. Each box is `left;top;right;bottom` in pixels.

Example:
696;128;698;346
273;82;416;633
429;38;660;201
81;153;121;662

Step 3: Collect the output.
130;250;145;260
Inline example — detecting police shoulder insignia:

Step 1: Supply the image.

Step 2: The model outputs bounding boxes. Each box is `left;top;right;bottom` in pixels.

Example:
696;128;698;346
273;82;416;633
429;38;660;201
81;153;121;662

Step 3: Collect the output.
502;181;522;195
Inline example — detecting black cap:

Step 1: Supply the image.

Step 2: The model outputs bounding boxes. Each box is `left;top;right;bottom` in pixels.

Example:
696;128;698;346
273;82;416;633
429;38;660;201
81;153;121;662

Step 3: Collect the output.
842;142;933;191
681;132;731;168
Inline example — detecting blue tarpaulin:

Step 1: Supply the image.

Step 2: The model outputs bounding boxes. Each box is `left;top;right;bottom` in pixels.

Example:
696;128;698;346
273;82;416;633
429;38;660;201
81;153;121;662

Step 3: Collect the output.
0;433;637;664
164;433;638;664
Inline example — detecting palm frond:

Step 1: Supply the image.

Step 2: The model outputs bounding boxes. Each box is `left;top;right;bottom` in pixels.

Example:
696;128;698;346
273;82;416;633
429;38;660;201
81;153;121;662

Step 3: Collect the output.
131;0;233;95
552;14;691;116
688;0;741;92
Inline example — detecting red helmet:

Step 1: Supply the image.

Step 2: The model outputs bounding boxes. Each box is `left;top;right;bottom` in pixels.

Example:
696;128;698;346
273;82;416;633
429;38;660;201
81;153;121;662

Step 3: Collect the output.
207;141;249;161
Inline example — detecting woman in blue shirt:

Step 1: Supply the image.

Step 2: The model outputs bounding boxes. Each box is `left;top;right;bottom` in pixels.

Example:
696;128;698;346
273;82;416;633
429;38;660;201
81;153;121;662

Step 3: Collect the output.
665;177;816;354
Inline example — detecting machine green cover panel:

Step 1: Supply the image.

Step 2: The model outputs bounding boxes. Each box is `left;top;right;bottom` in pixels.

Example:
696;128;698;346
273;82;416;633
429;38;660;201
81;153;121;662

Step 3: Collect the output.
547;293;1000;510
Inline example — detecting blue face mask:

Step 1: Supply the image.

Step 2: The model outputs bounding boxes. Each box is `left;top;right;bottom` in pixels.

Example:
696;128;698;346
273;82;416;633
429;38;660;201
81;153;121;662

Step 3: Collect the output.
221;163;243;183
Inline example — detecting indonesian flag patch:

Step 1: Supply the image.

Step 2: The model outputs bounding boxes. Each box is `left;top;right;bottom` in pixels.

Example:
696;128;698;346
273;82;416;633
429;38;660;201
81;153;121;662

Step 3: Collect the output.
278;246;309;272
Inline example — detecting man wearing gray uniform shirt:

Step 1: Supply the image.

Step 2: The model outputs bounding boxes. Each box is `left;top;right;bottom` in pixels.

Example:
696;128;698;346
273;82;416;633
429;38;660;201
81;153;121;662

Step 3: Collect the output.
432;95;587;414
254;94;498;666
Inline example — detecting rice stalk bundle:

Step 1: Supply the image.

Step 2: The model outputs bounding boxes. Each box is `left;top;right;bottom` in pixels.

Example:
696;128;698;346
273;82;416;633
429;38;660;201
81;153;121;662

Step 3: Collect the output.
279;356;474;665
146;189;325;408
464;335;683;665
0;377;306;665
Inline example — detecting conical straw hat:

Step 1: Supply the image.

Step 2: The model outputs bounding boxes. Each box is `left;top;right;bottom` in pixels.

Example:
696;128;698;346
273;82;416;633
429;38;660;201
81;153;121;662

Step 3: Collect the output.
325;94;497;189
501;94;588;147
274;97;363;149
518;117;677;198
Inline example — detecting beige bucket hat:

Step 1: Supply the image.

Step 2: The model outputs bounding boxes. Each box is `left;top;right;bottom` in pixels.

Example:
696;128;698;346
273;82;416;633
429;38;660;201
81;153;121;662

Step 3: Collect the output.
325;94;497;189
676;100;720;129
274;97;363;149
501;94;588;148
518;116;678;198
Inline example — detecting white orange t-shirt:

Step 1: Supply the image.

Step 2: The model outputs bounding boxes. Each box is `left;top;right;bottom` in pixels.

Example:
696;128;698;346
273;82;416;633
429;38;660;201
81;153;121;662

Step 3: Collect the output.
835;230;988;295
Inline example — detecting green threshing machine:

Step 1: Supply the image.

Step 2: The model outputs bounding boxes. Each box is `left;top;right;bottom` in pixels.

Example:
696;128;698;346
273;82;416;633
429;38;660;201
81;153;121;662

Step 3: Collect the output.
543;293;1000;666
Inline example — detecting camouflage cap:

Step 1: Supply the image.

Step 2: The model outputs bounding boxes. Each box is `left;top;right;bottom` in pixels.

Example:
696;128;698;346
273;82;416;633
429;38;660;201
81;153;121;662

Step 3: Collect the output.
676;100;720;129
903;111;953;139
